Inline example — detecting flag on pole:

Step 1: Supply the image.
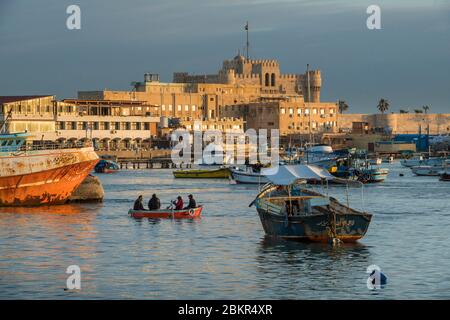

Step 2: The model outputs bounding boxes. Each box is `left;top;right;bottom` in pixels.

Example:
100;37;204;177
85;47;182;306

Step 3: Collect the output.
245;22;248;31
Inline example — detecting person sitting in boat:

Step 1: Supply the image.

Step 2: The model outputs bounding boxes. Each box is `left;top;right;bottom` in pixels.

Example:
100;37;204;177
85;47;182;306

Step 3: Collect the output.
133;195;145;211
148;194;161;211
184;194;197;209
174;196;183;210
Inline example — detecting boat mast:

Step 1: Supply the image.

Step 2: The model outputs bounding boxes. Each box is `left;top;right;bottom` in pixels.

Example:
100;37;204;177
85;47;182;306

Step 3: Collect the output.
307;64;313;146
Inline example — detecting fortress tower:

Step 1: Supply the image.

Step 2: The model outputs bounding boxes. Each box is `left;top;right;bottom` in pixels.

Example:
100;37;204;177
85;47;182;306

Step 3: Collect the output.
302;70;321;103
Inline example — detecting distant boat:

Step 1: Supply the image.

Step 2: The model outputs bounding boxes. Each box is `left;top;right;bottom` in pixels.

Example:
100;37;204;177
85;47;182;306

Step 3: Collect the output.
411;165;443;176
305;144;333;154
382;156;394;164
250;165;372;242
128;206;203;219
173;167;230;179
356;167;389;183
94;159;120;173
368;157;382;166
401;156;447;168
410;159;450;176
230;166;270;184
439;173;450;181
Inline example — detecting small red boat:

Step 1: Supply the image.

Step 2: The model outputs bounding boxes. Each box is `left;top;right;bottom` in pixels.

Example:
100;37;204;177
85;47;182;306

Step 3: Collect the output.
128;206;203;219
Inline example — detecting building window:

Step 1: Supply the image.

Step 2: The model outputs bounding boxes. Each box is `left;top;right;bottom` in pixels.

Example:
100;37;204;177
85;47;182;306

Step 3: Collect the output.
178;105;182;111
320;109;325;115
297;108;302;115
144;123;150;130
162;105;166;111
271;73;276;86
169;105;173;111
305;109;310;115
330;108;334;114
289;108;293;114
313;108;317;115
185;105;189;111
192;105;196;111
265;73;270;86
281;108;286;114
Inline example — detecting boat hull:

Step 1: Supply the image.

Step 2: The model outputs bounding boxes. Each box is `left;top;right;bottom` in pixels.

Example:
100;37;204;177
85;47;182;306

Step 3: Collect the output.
411;166;443;176
230;170;270;184
257;208;372;242
128;206;203;219
0;147;99;207
173;168;230;179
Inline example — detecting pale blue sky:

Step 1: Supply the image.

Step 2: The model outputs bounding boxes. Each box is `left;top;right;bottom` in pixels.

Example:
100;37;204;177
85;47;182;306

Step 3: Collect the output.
0;0;449;113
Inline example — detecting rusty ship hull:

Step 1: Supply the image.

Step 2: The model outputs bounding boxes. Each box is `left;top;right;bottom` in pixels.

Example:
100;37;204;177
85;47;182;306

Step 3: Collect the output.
0;147;99;207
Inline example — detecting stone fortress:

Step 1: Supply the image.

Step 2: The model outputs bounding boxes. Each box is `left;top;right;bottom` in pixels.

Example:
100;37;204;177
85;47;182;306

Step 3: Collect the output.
173;54;322;103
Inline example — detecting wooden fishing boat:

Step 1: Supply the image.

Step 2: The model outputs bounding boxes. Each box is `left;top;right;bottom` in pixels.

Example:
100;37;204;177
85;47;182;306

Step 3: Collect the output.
356;167;389;183
128;206;203;219
173;167;230;179
251;165;372;243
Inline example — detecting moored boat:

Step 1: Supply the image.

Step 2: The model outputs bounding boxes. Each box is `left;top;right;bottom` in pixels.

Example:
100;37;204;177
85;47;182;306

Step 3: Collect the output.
94;159;120;173
173;167;230;179
251;165;372;242
411;165;443;176
230;166;270;184
356;167;389;183
128;206;203;219
0;133;99;207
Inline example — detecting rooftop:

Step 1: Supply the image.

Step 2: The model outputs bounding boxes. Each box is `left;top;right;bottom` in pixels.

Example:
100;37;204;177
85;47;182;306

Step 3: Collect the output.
0;95;54;104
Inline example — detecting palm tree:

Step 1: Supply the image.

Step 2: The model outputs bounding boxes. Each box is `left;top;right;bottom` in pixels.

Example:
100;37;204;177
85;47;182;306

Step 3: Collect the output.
377;99;390;114
399;109;409;114
414;109;423;114
338;100;349;114
422;105;430;114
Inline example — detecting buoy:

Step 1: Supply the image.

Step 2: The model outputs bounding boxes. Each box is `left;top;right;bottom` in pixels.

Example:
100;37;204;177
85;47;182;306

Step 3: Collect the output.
399;173;404;177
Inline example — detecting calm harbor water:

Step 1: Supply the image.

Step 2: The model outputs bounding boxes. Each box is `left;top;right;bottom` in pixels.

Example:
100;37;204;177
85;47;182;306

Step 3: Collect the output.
1;162;449;299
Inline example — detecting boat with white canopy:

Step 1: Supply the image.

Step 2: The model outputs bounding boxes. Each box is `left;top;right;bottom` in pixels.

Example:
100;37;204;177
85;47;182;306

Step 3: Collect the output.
250;164;372;243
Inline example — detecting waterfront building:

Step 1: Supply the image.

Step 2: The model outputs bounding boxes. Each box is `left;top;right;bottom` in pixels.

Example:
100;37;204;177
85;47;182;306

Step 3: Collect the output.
0;95;57;141
55;99;160;150
0;96;161;150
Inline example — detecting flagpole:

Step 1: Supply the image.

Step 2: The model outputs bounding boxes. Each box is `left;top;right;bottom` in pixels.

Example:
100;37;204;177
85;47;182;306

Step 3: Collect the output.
245;21;249;60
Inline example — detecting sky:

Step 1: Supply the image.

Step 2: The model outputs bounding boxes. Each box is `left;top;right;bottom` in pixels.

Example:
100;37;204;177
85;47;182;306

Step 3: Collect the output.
0;0;449;113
